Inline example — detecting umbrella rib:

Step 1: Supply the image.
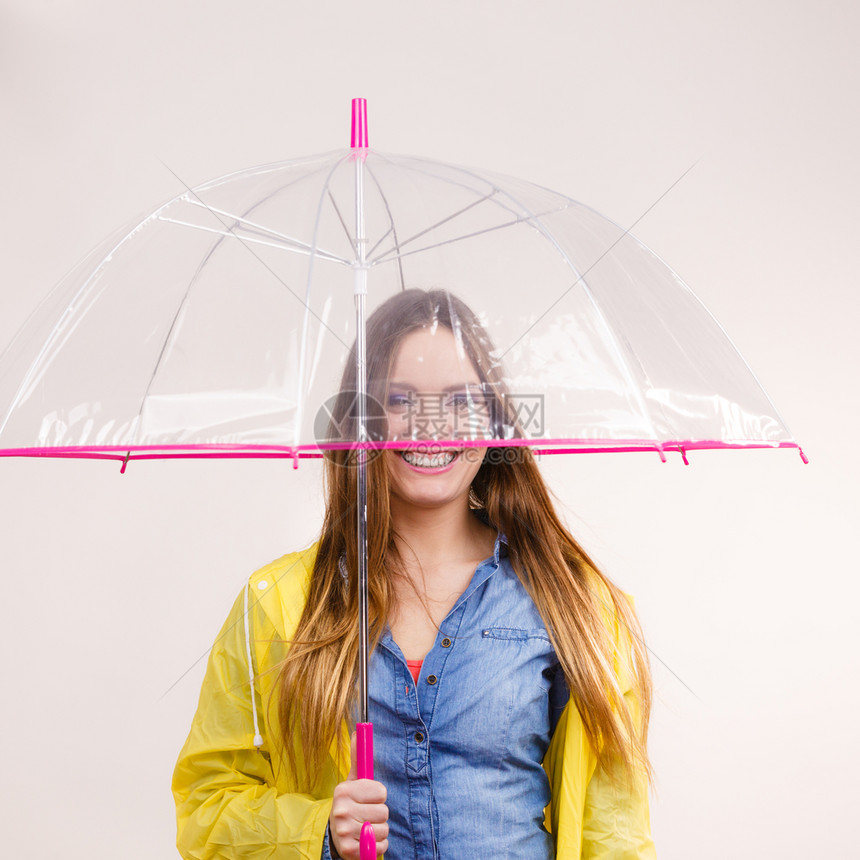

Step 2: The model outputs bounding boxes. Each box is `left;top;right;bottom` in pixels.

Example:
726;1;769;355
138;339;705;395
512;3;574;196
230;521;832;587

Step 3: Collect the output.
498;162;700;362
157;160;350;348
482;162;700;449
181;199;346;256
326;189;356;250
171;199;351;263
432;160;668;446
0;204;181;439
123;161;353;450
370;153;545;256
383;155;528;217
358;150;407;262
368;205;569;267
123;232;344;453
365;224;395;262
363;161;406;290
370;190;502;262
156;216;349;265
292;153;356;449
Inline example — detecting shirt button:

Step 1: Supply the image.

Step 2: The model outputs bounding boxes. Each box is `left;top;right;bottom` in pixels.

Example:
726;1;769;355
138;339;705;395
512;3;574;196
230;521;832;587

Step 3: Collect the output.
414;731;425;743
441;637;452;648
426;674;438;685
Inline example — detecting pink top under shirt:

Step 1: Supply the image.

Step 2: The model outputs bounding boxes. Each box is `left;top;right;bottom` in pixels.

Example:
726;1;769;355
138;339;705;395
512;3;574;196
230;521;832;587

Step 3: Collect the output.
406;659;423;684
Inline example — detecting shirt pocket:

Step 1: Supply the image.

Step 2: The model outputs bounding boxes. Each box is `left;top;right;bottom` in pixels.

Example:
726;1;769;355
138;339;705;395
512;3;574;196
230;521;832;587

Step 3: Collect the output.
480;626;556;695
437;626;559;771
481;627;550;641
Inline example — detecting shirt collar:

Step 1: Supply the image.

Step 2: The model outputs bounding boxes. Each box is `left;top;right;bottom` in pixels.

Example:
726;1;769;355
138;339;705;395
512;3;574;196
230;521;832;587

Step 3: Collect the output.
494;531;509;565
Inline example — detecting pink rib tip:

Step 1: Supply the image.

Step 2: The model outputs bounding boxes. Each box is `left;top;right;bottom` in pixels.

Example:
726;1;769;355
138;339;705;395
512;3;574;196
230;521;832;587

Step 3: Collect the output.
351;98;368;149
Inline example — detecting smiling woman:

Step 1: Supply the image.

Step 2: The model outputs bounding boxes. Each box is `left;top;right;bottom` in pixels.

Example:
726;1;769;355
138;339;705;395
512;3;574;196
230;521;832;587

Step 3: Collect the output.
385;326;490;512
173;289;657;860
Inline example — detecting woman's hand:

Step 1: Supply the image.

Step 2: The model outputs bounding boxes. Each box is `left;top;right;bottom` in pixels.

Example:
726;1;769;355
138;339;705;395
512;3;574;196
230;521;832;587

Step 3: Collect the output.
329;734;389;860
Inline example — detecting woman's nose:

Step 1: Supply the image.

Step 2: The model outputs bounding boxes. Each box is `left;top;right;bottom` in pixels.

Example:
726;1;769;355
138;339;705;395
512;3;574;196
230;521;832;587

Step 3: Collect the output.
405;393;455;440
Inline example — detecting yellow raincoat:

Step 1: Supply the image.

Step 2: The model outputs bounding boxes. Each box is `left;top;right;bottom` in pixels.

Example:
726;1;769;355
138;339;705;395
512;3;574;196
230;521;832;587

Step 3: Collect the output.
173;546;656;859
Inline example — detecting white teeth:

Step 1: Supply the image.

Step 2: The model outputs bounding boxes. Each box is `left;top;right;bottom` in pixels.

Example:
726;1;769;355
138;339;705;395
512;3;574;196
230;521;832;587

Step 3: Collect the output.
401;450;456;468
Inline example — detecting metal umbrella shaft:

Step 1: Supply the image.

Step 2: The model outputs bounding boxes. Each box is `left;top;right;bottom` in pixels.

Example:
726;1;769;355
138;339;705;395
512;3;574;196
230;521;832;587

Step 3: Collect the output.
351;97;377;860
353;100;370;728
355;292;370;725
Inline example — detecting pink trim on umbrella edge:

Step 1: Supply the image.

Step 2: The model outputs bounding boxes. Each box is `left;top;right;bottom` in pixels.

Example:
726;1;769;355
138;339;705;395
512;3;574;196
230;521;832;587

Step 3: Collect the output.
0;439;808;466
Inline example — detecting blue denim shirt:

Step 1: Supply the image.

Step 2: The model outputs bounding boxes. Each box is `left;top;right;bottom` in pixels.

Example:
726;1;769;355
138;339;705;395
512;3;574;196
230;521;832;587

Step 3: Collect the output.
324;536;569;859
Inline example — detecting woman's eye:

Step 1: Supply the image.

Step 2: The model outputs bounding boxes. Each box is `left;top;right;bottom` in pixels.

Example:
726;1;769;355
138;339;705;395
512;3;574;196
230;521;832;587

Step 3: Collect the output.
447;392;473;412
387;393;414;411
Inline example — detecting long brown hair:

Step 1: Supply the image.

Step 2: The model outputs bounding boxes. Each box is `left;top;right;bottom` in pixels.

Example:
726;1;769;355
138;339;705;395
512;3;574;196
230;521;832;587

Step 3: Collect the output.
275;289;652;787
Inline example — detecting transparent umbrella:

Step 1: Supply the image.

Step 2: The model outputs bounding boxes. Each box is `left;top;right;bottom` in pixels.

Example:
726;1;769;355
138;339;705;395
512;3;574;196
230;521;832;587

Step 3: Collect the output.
0;98;803;859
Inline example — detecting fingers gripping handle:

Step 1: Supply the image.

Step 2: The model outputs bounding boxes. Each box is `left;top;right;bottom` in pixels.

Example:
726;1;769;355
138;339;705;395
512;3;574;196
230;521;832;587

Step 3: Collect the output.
356;723;376;860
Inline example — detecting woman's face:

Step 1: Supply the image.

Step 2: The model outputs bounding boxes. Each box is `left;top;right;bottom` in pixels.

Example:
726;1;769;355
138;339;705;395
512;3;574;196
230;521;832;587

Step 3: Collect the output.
383;326;490;513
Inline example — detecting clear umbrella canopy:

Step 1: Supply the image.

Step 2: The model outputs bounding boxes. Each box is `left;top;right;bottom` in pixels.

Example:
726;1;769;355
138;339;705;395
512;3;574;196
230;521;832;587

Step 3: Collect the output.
0;106;804;860
0;145;801;464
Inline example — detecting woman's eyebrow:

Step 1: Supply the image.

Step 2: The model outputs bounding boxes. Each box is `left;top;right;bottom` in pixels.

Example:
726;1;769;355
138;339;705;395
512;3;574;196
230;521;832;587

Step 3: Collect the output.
386;381;481;392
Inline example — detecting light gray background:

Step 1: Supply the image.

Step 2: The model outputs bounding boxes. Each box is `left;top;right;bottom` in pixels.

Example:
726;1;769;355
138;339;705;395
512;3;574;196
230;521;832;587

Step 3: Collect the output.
1;2;857;857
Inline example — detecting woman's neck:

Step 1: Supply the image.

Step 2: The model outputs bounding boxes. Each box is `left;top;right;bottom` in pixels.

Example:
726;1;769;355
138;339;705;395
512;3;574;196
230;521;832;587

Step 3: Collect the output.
386;499;497;658
388;497;496;574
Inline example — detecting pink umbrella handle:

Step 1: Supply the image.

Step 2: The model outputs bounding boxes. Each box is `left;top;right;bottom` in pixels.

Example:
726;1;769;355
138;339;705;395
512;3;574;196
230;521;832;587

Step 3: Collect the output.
356;722;376;860
359;822;376;860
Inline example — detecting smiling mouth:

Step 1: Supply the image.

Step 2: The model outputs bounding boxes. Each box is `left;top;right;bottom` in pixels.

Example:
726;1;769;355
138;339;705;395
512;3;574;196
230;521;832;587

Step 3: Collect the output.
399;450;457;469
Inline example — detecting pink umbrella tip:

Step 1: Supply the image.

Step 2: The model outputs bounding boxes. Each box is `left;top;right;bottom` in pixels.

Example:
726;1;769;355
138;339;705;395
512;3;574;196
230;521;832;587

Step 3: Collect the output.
351;98;368;149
